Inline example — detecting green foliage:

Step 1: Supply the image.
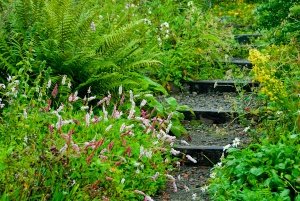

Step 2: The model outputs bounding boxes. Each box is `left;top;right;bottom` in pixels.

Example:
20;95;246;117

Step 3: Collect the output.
0;71;180;200
209;141;300;201
256;0;300;44
0;0;160;95
141;0;235;88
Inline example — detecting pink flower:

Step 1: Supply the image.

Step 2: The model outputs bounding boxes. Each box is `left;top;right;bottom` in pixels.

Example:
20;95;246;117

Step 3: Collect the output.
151;172;160;181
102;196;110;201
134;190;145;196
106;92;111;106
170;148;181;156
51;84;58;98
120;93;126;105
91;22;95;31
97;97;107;106
108;141;114;151
124;146;132;157
186;155;197;163
172;181;177;192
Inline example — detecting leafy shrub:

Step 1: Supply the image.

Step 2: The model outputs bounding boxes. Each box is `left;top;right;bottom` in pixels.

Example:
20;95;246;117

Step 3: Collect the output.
256;0;300;44
209;141;300;201
0;71;193;200
142;1;235;88
0;0;160;95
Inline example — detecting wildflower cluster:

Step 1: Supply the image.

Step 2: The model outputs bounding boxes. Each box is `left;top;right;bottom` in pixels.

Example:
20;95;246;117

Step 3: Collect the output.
157;21;170;46
248;49;287;101
0;76;181;200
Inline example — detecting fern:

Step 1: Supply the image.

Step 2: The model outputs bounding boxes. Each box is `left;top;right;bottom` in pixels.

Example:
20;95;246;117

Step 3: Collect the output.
0;0;162;96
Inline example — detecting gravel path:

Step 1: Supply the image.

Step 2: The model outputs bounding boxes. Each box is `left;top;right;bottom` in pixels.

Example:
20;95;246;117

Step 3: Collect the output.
179;120;251;147
153;165;211;201
163;92;257;111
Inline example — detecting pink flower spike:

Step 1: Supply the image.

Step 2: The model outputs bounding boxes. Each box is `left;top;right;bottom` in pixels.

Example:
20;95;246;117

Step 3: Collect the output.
48;124;54;134
97;97;107;106
106;92;111;106
120;93;126;105
186;155;197;163
72;143;80;154
134;190;145;196
172;181;177;192
102;196;110;201
144;195;154;201
108;141;114;151
51;84;58;98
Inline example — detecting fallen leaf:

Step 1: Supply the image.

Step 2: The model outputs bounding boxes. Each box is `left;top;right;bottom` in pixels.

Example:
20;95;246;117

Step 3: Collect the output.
184;173;189;178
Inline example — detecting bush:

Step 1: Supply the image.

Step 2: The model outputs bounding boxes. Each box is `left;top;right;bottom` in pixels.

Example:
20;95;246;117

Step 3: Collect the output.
256;0;300;44
0;71;191;200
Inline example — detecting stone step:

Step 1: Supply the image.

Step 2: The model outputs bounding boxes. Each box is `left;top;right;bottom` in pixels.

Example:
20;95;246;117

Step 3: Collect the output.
180;108;237;123
234;34;262;44
182;80;259;93
221;58;253;68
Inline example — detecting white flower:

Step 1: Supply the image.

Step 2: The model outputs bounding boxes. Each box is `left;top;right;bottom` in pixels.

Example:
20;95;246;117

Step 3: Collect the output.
0;84;5;88
210;172;216;178
243;126;250;132
88;96;96;102
223;144;231;151
118;85;122;95
81;106;89;110
192;193;197;200
87;86;91;94
99;15;103;19
57;104;64;112
216;162;222;167
67;81;72;89
184;185;190;192
7;75;12;82
91;22;95;32
187;1;193;7
140;99;147;107
47;79;51;89
24;136;28;143
23;109;27;119
200;185;208;193
232;137;240;147
105;125;113;132
120;178;125;184
62;75;67;85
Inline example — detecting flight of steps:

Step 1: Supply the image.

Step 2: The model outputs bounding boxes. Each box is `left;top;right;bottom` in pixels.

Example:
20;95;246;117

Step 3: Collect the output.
172;33;261;166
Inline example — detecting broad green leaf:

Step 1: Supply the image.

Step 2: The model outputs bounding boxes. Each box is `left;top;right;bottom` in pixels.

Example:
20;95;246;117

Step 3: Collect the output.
0;163;7;171
250;167;263;176
280;189;290;197
165;97;178;111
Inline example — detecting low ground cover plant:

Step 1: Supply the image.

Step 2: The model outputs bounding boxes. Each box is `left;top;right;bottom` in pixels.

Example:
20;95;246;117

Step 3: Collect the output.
0;70;197;200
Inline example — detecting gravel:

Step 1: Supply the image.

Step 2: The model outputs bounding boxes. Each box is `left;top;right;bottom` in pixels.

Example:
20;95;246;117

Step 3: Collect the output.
153;166;211;201
178;120;251;147
159;92;258;111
